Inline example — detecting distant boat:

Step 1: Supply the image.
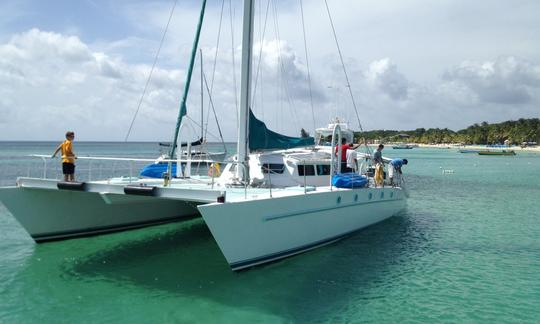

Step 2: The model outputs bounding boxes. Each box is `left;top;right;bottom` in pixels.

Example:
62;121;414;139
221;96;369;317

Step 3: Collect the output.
392;144;413;149
459;149;486;153
478;150;516;156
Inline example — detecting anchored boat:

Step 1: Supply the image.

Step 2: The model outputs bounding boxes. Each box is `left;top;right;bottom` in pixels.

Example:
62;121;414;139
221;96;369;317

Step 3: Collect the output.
392;144;414;149
0;0;408;270
478;150;516;156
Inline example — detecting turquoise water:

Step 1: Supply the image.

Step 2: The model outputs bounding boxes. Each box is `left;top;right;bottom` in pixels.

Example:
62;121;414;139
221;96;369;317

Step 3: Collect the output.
1;142;539;323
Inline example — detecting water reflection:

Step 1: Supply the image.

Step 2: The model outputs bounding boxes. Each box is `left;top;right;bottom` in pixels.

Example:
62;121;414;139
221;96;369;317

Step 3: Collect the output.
65;209;432;322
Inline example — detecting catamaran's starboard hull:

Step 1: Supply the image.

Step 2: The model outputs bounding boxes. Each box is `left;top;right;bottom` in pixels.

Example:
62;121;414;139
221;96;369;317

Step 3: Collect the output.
0;186;199;242
198;187;406;271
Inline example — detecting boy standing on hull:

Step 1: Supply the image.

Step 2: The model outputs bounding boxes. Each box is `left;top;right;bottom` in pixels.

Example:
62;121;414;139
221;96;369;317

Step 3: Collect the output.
52;131;77;182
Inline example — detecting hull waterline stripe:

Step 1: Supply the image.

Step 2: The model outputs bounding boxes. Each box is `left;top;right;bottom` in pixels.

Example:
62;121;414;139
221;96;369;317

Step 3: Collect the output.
32;214;199;243
231;237;342;271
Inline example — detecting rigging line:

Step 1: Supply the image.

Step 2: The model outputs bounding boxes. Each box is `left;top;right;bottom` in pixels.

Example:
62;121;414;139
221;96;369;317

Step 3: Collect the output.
202;70;226;149
300;0;316;134
186;119;198;138
271;0;300;132
124;0;178;142
185;115;223;142
324;0;370;153
257;0;265;120
204;0;226;141
272;1;298;132
323;0;363;133
250;0;271;110
229;0;239;127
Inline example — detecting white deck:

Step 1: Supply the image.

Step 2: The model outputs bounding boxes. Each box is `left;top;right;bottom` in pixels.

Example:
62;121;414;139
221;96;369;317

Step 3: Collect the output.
16;177;224;203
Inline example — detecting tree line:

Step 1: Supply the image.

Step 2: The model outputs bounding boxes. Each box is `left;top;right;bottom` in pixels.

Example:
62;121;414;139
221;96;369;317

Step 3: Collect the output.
353;118;540;145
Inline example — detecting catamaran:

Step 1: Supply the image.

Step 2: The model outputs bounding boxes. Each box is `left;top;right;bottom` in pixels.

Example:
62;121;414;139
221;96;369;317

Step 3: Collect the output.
0;0;408;270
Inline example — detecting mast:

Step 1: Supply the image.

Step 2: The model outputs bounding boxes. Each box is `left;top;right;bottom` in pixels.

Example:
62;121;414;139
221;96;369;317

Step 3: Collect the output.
200;49;204;140
166;0;207;184
236;0;255;181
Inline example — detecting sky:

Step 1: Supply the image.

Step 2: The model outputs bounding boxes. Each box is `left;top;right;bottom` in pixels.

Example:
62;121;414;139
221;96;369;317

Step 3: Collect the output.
0;0;539;141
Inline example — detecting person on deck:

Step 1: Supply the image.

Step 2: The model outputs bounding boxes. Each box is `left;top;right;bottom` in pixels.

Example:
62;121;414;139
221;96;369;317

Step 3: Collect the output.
346;148;358;173
373;144;385;186
52;131;77;182
373;144;384;165
335;138;360;173
389;158;408;186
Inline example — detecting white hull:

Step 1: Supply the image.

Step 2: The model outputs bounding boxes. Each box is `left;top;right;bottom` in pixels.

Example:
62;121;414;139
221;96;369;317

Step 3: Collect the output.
0;178;224;242
198;186;406;270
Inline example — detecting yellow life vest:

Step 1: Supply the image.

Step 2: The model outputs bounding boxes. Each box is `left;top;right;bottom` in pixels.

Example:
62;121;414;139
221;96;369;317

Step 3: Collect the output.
208;162;221;177
374;163;384;186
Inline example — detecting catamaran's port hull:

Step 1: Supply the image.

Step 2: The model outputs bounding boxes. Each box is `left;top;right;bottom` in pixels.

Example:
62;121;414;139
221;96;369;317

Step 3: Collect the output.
0;179;220;242
198;187;407;271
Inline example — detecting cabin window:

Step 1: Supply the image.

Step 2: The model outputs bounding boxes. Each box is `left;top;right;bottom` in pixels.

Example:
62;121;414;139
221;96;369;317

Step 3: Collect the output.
261;163;285;174
316;164;330;176
298;165;315;176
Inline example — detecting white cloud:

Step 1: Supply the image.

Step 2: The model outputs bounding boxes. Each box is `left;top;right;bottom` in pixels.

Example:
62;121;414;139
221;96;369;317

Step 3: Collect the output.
10;28;92;63
257;39;326;102
442;56;540;105
2;0;540;142
366;58;409;100
0;29;184;141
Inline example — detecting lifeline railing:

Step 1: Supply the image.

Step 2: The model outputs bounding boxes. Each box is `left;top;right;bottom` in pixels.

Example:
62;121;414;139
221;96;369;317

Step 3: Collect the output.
27;154;223;183
17;151;404;200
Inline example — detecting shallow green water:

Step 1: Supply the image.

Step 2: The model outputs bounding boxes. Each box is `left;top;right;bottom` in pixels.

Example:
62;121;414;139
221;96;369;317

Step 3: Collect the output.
1;143;539;323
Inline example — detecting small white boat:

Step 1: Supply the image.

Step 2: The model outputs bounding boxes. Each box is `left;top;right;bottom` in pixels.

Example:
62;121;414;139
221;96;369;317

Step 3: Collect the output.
392;144;413;149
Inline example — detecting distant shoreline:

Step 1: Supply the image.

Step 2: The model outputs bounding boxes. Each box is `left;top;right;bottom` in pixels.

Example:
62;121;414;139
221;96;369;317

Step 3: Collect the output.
0;141;237;144
1;140;538;152
364;143;540;153
404;143;540;153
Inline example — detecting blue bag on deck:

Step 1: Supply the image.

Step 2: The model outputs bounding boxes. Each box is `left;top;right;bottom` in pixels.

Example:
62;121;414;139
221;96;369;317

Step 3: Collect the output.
331;173;368;188
140;162;177;178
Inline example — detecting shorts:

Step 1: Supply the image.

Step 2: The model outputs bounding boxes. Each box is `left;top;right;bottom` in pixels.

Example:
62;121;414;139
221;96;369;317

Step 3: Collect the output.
62;162;75;175
340;161;352;173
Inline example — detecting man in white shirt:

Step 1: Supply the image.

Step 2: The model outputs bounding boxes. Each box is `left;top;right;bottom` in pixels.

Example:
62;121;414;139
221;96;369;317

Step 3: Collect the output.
346;148;358;173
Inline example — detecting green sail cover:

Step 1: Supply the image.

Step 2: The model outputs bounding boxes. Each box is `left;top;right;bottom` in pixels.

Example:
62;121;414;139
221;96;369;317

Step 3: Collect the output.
249;110;314;150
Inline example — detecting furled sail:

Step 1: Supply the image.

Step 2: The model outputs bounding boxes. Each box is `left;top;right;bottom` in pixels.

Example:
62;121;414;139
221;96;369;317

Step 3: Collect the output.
248;110;314;150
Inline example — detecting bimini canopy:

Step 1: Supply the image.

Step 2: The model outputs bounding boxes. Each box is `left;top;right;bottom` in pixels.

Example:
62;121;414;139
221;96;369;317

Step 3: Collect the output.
249;110;314;150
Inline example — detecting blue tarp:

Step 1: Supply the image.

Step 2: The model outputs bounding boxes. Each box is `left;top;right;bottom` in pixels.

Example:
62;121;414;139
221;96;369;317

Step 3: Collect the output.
332;173;368;188
249;110;314;150
140;163;177;178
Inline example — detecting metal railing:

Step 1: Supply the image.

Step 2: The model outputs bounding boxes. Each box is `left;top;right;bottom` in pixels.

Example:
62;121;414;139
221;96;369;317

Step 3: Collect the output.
9;151;407;200
23;154;220;184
